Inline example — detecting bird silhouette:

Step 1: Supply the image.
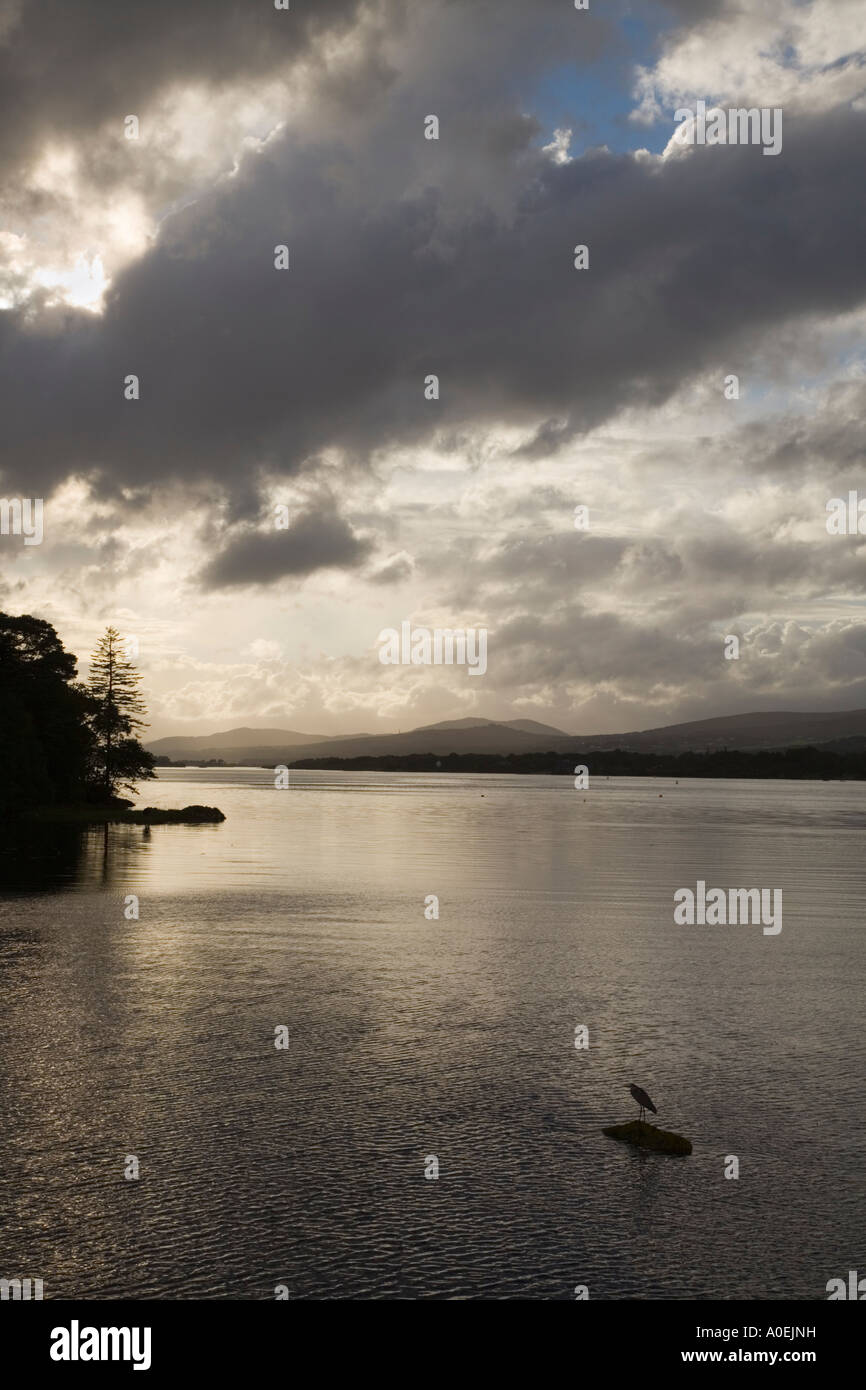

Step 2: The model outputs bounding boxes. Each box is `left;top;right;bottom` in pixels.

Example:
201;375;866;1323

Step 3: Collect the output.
628;1083;657;1125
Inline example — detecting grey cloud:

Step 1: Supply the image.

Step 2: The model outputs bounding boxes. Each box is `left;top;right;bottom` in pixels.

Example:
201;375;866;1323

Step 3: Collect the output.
491;605;717;694
0;0;752;501
0;0;367;177
481;522;866;622
367;553;414;584
460;602;866;726
2;104;864;510
482;532;627;590
654;0;727;17
199;505;373;589
757;381;866;480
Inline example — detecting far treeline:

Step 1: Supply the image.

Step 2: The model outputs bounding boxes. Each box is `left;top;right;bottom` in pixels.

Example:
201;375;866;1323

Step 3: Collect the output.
289;747;866;779
0;613;155;817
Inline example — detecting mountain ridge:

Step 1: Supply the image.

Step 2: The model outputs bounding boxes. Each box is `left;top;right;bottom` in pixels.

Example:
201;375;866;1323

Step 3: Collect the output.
147;708;866;764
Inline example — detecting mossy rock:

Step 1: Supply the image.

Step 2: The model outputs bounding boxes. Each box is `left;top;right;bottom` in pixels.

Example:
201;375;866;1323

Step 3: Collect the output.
603;1120;692;1155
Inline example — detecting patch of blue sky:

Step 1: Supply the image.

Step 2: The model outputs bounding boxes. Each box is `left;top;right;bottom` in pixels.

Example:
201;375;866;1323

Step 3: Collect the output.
728;342;866;424
527;9;673;158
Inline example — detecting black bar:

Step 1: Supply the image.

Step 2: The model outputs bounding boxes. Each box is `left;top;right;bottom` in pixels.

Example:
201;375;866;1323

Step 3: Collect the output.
3;1298;857;1377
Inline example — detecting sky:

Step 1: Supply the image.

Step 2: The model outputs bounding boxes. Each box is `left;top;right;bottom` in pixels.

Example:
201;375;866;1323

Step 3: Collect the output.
0;0;865;740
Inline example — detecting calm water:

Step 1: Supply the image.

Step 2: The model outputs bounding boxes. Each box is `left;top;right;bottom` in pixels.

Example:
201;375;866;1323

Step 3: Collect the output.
0;770;863;1300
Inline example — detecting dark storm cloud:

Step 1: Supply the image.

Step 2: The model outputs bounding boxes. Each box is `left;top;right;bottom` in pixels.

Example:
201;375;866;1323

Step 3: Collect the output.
2;103;863;512
2;0;864;598
0;0;366;177
0;0;642;186
199;503;373;589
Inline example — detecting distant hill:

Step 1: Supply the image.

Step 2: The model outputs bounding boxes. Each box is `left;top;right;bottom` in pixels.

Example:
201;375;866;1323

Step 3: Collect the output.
502;718;570;736
413;717;569;736
146;709;866;765
413;717;501;731
150;722;567;764
576;708;866;753
148;726;332;758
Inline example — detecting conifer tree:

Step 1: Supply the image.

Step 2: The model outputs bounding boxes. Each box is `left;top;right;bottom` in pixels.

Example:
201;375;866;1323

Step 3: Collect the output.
87;627;155;798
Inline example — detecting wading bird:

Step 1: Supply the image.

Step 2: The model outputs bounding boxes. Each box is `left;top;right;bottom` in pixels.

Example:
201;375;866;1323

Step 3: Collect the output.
629;1083;657;1124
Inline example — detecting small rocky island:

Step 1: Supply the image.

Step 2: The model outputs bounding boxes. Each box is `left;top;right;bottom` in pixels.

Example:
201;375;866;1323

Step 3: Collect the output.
603;1119;692;1155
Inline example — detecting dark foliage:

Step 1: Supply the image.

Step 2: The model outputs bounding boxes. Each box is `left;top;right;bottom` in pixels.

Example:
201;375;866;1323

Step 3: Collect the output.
0;613;155;815
0;613;95;814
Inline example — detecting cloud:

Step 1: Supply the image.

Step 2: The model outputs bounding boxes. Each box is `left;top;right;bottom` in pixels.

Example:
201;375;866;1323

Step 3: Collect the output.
632;0;866;123
199;501;373;589
0;0;695;498
367;552;415;585
2;0;865;735
2;104;865;508
0;0;366;177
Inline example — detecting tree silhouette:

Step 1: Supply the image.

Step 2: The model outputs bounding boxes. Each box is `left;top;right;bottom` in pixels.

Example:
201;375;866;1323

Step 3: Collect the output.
87;627;155;798
0;613;95;813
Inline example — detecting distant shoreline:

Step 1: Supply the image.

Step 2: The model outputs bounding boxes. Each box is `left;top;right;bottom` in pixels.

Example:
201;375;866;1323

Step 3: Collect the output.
155;746;866;780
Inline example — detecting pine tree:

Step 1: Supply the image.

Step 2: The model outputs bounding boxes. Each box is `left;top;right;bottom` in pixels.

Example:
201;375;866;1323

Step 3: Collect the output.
87;627;155;798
